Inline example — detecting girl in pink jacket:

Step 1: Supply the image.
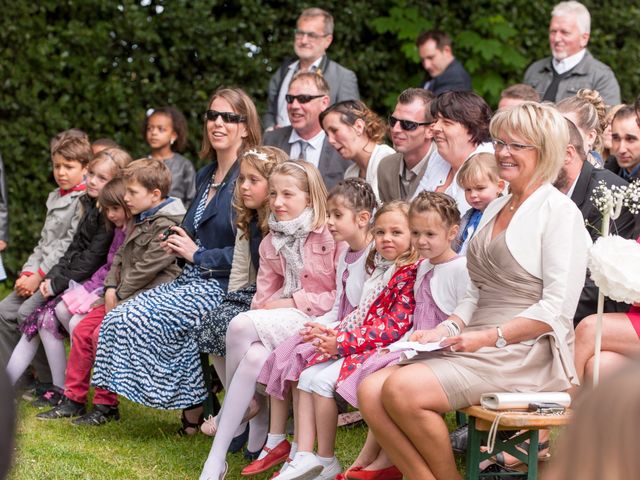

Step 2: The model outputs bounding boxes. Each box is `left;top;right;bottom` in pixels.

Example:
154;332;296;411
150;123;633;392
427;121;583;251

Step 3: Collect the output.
200;161;344;480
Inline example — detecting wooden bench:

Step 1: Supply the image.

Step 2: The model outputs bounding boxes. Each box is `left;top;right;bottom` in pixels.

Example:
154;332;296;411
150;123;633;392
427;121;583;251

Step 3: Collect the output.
460;406;572;480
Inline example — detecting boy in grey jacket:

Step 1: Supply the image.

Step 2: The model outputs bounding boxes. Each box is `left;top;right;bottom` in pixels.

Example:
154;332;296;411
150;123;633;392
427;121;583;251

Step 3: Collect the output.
0;130;92;389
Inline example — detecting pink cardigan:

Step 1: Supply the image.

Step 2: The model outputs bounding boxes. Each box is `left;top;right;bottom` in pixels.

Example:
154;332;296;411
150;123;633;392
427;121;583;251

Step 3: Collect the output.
252;225;345;316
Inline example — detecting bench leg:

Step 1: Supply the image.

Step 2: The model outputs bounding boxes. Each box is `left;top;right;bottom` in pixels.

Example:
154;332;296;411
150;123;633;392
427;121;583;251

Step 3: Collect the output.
465;416;481;480
526;430;539;480
200;353;221;418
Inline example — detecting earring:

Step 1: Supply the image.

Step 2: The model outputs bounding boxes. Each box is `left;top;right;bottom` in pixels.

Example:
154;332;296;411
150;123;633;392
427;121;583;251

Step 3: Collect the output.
170;139;175;146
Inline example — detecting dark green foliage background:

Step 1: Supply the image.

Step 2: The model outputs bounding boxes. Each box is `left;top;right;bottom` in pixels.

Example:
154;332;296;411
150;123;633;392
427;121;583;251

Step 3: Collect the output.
1;0;638;276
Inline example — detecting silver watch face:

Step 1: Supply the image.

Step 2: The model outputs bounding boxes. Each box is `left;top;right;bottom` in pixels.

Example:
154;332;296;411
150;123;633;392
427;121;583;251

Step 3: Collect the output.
496;337;507;348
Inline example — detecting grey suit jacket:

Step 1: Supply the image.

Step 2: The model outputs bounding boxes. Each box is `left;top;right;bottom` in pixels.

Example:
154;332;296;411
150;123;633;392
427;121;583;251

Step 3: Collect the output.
523;50;620;105
263;127;351;190
376;146;433;203
263;55;360;129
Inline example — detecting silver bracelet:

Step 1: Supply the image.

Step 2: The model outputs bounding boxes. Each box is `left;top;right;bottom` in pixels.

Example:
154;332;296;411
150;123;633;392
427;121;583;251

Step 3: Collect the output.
441;320;461;337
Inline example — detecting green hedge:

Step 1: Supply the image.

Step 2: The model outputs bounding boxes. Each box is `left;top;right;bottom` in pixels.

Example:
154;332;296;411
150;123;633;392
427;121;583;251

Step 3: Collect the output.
1;0;638;277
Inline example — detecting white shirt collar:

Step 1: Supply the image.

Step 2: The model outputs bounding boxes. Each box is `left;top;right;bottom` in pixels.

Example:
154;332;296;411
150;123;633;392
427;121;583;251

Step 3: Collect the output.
552;49;586;75
287;56;323;73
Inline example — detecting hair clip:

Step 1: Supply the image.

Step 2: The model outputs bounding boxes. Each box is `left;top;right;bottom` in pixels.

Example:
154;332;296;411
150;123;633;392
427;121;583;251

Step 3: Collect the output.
243;149;270;162
146;108;155;117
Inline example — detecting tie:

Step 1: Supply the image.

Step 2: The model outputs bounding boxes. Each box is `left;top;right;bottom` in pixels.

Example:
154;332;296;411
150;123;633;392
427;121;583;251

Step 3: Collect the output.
297;140;309;162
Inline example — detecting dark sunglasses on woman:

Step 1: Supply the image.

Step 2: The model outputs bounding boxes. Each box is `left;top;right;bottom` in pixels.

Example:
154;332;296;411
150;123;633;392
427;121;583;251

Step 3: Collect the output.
204;110;246;123
388;115;431;131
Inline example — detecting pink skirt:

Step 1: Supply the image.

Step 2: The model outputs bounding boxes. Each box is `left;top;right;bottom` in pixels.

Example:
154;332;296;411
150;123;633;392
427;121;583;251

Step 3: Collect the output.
628;305;640;339
257;333;318;400
334;350;403;408
61;284;101;314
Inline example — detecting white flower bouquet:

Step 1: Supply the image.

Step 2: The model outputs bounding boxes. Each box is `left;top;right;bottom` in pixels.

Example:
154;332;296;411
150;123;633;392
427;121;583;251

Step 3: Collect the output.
589;235;640;304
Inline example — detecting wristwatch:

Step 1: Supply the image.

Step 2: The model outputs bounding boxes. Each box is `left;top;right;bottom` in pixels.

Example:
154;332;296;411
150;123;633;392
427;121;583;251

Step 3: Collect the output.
495;326;507;348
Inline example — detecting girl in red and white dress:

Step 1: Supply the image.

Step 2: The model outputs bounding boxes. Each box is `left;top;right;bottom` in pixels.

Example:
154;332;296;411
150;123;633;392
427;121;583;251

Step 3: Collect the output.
271;200;420;480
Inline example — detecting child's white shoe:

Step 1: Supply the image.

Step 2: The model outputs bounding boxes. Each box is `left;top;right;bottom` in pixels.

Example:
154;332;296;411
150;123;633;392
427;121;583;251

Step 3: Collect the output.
275;452;323;480
316;457;342;479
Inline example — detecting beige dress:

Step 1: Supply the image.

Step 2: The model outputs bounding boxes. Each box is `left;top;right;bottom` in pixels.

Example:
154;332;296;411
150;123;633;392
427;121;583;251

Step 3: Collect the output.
404;221;572;410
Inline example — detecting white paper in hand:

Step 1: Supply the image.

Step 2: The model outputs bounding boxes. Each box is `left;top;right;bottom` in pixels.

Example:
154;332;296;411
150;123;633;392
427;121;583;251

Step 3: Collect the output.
387;339;446;353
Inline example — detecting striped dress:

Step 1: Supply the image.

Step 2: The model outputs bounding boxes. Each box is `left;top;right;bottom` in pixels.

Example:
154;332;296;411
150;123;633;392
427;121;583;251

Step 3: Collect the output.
92;184;227;409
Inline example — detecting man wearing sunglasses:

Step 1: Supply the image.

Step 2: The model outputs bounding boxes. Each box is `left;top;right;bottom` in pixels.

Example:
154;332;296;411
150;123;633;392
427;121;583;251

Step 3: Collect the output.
377;89;443;202
263;7;359;131
263;72;350;189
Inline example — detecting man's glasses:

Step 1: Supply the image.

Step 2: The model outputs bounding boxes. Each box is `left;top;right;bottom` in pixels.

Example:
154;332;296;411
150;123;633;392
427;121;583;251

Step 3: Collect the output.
285;94;325;104
389;116;431;131
491;139;537;153
204;110;247;124
294;29;330;40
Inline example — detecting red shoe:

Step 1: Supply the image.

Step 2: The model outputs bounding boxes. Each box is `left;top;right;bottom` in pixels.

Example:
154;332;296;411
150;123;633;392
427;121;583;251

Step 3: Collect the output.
241;439;291;476
346;465;403;480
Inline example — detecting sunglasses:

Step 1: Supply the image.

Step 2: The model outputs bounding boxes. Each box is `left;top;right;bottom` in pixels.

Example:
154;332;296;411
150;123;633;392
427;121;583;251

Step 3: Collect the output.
204;110;246;123
285;94;325;104
389;115;431;131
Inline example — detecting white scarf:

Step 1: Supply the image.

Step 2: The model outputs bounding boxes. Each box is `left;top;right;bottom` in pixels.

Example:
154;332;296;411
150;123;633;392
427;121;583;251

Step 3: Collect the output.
268;208;315;298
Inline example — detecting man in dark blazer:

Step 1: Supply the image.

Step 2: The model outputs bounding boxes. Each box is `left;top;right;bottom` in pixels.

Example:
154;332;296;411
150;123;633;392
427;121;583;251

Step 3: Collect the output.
263;8;359;130
377;88;440;202
555;119;635;325
417;30;471;95
604;106;640;183
263;72;350;190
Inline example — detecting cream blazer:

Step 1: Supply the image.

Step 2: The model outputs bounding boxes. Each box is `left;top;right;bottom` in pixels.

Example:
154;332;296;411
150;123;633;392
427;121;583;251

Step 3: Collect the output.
453;183;591;383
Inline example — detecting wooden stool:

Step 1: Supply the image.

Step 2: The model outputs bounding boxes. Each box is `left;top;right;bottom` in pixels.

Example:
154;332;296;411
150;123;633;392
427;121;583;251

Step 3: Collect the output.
460;406;572;480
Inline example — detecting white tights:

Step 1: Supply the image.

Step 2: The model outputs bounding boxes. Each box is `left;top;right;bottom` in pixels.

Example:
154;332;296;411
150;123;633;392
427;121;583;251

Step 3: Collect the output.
6;329;66;388
200;315;270;480
6;302;86;388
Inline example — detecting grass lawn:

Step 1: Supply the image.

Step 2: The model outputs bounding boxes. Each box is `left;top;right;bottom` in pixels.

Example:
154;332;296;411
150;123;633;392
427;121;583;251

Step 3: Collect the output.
10;394;374;480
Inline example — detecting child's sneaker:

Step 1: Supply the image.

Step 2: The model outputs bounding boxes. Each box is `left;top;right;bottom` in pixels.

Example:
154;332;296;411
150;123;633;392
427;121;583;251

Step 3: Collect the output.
72;404;120;426
37;396;86;419
31;385;64;408
317;457;342;480
275;452;323;480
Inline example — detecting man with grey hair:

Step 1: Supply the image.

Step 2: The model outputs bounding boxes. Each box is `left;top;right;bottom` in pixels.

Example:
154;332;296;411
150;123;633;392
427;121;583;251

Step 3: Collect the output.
524;1;620;105
263;8;359;130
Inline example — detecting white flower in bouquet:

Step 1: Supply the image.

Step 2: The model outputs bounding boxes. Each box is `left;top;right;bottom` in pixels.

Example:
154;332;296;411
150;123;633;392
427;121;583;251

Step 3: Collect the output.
589;236;640;304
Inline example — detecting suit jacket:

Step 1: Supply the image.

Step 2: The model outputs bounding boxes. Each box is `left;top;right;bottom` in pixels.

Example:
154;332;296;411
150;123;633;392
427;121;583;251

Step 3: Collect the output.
376;145;434;203
263;55;360;129
523;50;621;105
423;58;472;95
570;161;635;324
263;126;351;190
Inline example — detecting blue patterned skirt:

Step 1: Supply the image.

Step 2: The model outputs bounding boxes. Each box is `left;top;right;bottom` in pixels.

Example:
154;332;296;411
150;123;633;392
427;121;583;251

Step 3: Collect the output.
92;266;224;409
194;284;256;356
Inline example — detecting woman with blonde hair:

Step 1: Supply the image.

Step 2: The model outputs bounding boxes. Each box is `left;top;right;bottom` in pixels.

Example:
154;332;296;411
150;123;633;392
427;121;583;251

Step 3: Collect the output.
357;103;591;479
556;88;607;167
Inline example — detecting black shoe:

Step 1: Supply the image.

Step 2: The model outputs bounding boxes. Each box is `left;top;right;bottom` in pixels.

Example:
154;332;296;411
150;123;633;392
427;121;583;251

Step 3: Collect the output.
37;396;86;419
31;385;64;408
243;446;261;461
228;424;249;454
72;404;120;426
22;380;52;402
